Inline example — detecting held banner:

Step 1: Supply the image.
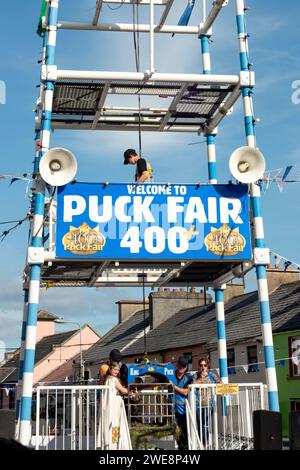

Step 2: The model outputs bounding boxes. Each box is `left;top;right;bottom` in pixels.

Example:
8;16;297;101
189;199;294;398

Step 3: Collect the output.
56;182;252;261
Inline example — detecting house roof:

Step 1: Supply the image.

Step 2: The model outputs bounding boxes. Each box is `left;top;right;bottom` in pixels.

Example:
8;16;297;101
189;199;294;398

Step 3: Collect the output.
41;354;80;384
0;329;78;384
83;308;149;364
122;281;300;357
0;367;17;383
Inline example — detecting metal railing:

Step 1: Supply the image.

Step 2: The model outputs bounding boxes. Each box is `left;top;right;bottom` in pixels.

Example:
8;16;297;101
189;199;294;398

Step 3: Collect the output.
33;385;131;450
126;383;175;427
187;383;267;450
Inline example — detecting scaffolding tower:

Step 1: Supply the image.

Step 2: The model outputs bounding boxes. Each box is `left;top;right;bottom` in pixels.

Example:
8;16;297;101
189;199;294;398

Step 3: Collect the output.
16;0;280;446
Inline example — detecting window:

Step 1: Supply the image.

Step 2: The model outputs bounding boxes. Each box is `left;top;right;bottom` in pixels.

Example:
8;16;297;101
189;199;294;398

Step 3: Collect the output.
183;352;193;371
8;388;15;409
289;336;300;378
247;345;259;373
227;348;236;374
291;400;300;412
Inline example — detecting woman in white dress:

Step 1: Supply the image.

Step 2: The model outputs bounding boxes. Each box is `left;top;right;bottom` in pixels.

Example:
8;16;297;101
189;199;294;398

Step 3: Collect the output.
100;361;132;450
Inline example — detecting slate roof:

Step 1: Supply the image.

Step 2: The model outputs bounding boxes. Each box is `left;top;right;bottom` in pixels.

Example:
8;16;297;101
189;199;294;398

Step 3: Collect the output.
0;367;17;383
83;309;150;365
0;329;78;384
121;281;300;357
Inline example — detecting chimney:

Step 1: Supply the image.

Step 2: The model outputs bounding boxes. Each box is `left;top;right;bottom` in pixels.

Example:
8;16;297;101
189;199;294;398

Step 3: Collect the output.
36;310;59;343
4;351;16;362
149;288;211;329
223;283;244;304
116;300;149;324
266;266;299;294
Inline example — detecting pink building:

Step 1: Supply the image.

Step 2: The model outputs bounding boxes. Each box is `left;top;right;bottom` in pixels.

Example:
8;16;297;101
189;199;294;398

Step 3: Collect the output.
0;310;101;412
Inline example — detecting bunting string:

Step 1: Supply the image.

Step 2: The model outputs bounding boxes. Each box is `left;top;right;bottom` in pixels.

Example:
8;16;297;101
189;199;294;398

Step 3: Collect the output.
0;173;31;184
0;216;28;243
260;164;300;193
0;354;298;391
269;250;300;271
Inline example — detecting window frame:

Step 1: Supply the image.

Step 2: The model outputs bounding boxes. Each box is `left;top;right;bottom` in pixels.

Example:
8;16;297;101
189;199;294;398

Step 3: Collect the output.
291;399;300;412
247;345;259;373
227;348;236;375
289;336;300;379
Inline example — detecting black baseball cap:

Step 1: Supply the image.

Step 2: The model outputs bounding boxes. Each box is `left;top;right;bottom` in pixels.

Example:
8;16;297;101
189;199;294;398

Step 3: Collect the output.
109;349;122;362
124;148;138;165
177;355;188;368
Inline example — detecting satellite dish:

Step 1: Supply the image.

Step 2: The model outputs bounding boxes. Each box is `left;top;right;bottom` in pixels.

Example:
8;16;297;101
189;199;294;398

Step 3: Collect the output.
39;148;77;186
229;146;266;183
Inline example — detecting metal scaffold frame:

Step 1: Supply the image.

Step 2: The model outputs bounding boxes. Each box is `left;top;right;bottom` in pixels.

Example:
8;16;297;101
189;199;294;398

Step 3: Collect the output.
16;0;280;447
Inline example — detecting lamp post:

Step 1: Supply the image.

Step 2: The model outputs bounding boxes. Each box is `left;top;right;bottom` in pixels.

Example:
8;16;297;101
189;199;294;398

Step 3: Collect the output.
54;319;84;383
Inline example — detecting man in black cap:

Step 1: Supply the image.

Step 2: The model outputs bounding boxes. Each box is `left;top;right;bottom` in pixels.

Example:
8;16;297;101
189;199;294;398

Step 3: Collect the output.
171;355;193;450
123;149;154;183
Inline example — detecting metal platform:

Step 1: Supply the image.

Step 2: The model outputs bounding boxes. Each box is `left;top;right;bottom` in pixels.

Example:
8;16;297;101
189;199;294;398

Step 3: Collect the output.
50;78;236;133
38;259;250;288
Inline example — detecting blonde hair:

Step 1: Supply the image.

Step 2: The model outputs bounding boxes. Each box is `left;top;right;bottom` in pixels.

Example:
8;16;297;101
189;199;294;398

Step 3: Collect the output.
104;361;121;384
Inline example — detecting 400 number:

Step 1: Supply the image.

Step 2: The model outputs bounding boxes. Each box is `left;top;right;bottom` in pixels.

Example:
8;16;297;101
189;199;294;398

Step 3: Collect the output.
120;226;189;254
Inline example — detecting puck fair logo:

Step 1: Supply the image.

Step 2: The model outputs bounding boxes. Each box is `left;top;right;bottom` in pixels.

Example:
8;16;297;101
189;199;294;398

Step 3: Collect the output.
204;224;246;256
62;223;105;255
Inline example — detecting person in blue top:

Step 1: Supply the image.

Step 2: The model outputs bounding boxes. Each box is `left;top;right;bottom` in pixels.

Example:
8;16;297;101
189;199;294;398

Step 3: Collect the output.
193;358;221;446
171;356;193;450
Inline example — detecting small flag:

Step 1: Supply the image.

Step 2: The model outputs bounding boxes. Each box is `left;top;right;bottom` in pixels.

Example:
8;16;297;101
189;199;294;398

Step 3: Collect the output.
275;175;284;192
279;359;285;368
284;261;292;271
282;165;293;182
242;365;248;374
9;177;23;186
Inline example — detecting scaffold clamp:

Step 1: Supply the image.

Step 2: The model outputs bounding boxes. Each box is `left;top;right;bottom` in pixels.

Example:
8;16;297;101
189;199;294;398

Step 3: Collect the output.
254;248;270;266
240;70;255;87
41;65;57;82
27;247;45;264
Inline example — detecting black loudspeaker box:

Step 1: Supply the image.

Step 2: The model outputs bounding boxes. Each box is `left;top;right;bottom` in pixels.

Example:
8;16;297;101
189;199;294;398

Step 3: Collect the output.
253;410;282;450
289;411;300;450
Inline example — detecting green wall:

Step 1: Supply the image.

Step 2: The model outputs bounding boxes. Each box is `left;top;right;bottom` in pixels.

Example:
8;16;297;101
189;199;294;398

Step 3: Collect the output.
274;330;300;437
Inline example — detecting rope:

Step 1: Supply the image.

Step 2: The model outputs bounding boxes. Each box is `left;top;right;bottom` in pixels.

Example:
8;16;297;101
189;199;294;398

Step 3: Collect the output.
142;270;147;355
0;217;28;243
132;2;142;156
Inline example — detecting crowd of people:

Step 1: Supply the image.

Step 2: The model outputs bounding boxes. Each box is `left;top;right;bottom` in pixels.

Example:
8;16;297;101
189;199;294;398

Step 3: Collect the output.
172;355;220;450
98;349;220;450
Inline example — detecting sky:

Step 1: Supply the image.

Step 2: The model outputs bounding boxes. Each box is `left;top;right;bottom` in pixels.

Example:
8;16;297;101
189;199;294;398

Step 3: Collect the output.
0;0;300;352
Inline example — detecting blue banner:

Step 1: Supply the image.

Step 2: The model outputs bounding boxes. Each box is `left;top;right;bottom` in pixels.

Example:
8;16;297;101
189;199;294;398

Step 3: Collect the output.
56;182;252;261
128;362;176;385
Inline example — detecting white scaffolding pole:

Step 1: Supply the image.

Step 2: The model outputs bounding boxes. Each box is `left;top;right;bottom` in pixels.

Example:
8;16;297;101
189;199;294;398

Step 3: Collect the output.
54;69;240;84
58;21;199;34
